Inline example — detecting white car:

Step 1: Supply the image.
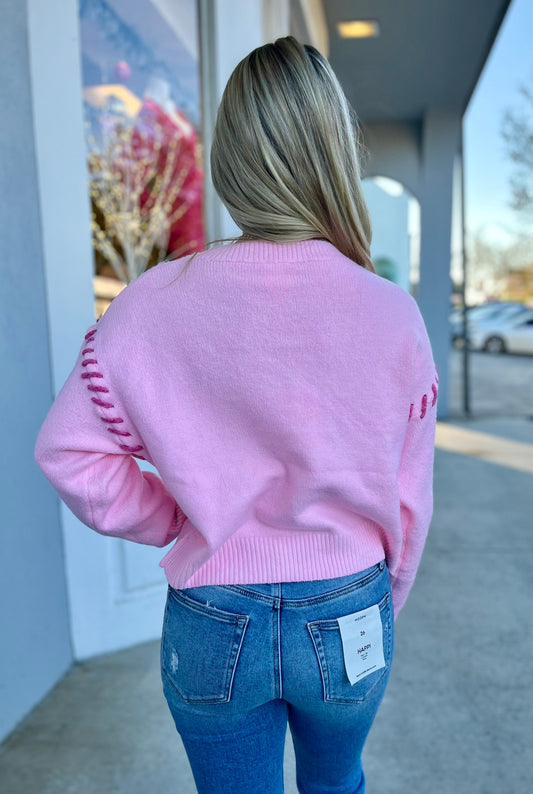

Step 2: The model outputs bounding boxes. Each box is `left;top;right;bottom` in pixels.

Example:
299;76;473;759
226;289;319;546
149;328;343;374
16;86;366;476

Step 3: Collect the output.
450;302;527;347
468;310;533;354
471;302;529;329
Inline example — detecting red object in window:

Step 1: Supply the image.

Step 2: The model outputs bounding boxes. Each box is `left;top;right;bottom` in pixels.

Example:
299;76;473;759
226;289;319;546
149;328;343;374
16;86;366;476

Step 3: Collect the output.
134;98;205;260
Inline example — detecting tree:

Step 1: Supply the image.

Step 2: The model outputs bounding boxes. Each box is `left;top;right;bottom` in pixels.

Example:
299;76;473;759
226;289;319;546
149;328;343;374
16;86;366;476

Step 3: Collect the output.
501;77;533;217
467;229;533;304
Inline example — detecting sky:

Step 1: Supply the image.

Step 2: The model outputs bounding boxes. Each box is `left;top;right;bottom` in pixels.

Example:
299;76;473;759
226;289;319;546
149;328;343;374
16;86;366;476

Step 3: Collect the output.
464;0;533;248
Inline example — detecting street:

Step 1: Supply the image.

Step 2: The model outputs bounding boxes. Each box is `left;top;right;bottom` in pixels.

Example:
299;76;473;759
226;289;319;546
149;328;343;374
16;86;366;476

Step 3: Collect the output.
449;348;533;418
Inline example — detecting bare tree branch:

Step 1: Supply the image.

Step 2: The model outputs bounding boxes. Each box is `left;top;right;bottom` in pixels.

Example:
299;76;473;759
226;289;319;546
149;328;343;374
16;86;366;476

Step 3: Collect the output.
501;74;533;215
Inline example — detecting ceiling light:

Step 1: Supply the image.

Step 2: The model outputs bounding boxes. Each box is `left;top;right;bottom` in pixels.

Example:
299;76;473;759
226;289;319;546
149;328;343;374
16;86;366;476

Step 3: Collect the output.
337;20;380;39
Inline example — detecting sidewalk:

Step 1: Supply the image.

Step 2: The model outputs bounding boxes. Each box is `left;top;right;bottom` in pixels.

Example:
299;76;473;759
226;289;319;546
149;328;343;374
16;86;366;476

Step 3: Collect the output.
1;415;532;793
364;415;533;793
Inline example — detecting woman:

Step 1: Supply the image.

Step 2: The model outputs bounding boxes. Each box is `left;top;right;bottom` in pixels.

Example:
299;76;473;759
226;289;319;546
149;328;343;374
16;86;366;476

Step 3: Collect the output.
35;36;437;794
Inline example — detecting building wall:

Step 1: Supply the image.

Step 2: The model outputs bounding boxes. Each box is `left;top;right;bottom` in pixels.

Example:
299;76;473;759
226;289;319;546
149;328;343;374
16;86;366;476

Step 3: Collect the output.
0;0;272;743
0;0;73;743
362;179;412;293
364;122;422;201
213;0;265;239
364;115;460;418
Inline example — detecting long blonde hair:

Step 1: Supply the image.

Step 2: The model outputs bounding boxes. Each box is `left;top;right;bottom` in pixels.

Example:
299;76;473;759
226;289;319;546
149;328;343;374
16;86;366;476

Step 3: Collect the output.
174;35;373;279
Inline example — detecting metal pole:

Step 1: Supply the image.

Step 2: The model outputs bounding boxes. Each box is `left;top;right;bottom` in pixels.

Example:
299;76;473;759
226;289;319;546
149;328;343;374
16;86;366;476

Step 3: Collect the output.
198;0;222;242
459;124;471;416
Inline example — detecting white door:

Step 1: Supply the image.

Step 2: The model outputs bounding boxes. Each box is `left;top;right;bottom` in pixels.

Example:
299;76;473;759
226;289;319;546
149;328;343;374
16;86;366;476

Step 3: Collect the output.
59;492;170;660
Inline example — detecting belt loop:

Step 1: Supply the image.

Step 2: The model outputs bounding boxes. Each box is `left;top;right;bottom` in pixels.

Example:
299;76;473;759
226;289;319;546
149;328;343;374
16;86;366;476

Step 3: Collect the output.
379;560;385;571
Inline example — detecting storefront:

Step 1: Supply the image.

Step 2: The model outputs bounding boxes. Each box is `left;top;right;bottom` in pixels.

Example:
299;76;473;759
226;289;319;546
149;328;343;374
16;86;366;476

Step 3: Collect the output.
1;0;326;743
79;0;206;313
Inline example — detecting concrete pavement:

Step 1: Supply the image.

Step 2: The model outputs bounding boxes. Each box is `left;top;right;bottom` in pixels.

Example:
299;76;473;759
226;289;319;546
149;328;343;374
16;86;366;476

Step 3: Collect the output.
1;414;532;793
448;349;533;418
364;415;533;793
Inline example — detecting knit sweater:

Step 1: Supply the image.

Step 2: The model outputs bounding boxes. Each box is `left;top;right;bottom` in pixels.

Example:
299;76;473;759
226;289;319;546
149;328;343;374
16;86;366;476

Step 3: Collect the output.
35;239;438;616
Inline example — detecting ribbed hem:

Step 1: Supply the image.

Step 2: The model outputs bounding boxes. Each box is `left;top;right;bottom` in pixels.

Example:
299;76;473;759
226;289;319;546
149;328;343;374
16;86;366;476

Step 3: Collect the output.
160;527;386;589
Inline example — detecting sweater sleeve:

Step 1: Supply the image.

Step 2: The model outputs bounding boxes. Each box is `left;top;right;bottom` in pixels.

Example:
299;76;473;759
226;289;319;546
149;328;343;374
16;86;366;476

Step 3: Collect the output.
34;323;187;547
390;322;438;617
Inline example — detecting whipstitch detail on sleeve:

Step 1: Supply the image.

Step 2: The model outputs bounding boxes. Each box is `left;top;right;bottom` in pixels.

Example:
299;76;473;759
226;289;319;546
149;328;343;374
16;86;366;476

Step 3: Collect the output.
409;368;439;422
80;326;145;458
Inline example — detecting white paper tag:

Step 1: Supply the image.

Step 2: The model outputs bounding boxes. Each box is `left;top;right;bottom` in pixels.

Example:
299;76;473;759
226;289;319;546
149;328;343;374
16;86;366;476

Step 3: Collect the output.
337;604;385;686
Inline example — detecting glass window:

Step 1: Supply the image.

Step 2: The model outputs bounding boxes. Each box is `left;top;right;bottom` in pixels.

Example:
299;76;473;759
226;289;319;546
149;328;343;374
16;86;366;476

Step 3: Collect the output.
79;0;204;316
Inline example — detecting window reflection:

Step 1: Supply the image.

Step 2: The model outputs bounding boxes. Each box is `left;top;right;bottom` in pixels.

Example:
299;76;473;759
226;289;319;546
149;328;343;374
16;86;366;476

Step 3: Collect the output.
79;0;204;315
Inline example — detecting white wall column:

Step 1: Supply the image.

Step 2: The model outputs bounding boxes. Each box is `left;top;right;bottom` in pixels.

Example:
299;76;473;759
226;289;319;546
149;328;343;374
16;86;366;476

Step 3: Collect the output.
204;0;267;241
263;0;290;43
27;0;125;661
418;110;461;419
0;0;73;742
205;0;327;240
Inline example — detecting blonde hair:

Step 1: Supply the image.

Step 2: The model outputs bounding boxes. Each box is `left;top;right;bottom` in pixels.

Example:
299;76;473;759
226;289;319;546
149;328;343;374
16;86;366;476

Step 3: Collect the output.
175;35;373;279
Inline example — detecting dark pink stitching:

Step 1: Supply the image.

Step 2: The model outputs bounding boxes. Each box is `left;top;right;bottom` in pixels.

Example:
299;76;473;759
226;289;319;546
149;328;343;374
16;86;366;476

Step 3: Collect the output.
81;326;144;456
410;372;439;422
120;444;144;454
92;397;114;409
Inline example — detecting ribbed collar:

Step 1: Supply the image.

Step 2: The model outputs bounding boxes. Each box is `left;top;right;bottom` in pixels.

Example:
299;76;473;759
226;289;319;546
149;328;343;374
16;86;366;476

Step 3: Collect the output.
204;238;340;264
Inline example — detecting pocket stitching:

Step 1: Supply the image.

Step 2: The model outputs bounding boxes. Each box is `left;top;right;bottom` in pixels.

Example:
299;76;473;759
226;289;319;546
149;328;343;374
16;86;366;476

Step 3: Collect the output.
307;592;392;704
308;591;390;631
168;586;249;624
161;593;250;704
307;622;328;702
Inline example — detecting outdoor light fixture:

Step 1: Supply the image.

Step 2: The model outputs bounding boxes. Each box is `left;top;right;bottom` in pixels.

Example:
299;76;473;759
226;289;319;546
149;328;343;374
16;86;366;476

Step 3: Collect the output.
337;20;380;39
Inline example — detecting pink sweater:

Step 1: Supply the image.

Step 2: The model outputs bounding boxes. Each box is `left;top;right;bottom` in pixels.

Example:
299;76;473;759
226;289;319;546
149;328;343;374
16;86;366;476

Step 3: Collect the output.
35;239;437;615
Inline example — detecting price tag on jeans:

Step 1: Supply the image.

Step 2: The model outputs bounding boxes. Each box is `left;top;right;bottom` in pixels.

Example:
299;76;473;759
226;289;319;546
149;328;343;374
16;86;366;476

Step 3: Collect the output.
337;604;385;686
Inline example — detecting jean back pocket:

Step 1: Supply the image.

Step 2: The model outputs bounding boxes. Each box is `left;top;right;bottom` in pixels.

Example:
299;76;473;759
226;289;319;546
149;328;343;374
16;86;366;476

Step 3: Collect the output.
161;587;249;704
307;592;393;704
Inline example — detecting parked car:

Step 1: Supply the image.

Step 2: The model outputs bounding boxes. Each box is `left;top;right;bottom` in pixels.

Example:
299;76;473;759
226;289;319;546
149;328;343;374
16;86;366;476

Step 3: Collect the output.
468;309;533;354
450;302;530;348
450;302;502;335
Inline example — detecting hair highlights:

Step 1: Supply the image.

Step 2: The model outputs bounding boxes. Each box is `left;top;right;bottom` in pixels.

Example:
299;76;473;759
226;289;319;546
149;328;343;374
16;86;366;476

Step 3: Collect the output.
176;36;373;279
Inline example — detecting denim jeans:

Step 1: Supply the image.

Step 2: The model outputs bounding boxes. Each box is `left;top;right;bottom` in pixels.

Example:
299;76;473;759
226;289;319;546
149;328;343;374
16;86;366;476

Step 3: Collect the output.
160;561;393;794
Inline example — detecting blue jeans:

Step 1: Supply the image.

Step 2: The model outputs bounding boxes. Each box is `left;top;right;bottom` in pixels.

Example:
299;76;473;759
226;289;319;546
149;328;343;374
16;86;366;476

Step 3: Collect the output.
160;561;393;794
